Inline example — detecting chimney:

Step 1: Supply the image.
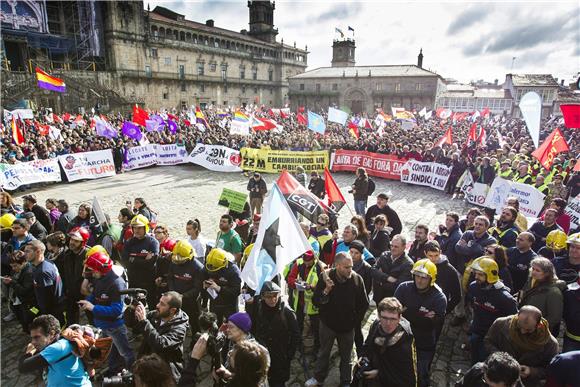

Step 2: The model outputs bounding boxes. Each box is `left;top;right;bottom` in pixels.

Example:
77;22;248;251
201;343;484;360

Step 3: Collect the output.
206;19;214;27
494;79;498;85
417;48;423;68
561;79;565;86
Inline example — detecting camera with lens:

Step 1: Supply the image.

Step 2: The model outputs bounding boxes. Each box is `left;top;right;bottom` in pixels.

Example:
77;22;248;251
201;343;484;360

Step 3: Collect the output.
102;369;134;387
120;288;148;328
192;312;227;370
351;357;372;386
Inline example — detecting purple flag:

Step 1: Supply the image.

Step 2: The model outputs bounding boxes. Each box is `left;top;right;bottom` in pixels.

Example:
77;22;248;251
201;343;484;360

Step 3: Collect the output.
145;119;159;132
122;121;143;141
95;118;118;139
166;119;178;134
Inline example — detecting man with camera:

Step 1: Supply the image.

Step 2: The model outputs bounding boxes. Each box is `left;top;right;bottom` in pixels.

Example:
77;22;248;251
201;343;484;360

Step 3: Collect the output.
353;297;417;387
18;314;91;386
78;251;135;376
133;291;189;383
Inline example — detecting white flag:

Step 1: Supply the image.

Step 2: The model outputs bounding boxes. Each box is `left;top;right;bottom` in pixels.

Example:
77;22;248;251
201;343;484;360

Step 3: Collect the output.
241;183;311;292
425;110;433;120
418;107;427;117
91;196;107;226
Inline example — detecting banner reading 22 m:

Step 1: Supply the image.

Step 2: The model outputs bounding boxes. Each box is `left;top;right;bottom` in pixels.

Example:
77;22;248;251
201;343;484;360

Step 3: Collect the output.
240;148;329;173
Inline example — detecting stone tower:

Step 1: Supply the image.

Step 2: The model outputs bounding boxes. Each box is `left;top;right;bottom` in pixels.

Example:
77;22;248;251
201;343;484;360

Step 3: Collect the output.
247;1;278;43
331;38;355;67
417;48;423;68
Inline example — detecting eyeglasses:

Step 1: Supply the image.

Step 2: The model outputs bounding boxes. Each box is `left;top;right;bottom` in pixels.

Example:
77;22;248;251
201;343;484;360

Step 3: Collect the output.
379;315;399;323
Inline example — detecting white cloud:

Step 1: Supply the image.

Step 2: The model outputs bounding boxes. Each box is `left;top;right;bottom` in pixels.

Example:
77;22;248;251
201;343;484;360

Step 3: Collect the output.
148;1;579;83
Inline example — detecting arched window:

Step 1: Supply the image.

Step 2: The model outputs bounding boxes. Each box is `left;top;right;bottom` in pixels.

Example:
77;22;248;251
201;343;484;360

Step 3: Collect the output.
166;28;172;38
180;31;185;41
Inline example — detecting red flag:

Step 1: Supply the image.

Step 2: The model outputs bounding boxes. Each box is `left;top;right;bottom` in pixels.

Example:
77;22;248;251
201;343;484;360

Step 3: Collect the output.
481;107;491;118
11;116;25;145
560;104;580;128
434;127;453;148
466;123;478;146
268;109;276;117
297;113;307;125
298;106;305;113
62;112;71;122
184;119;191;127
37;123;49;136
167;113;177;121
276;170;336;224
477;126;487;146
348;121;360;139
132;104;149;126
280;110;288;119
324;167;346;212
532;128;570;170
52;113;63;124
251;117;277;131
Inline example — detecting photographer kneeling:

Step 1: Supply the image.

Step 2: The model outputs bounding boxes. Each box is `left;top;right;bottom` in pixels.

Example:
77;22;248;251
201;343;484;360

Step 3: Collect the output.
353;297;417;387
133;291;189;383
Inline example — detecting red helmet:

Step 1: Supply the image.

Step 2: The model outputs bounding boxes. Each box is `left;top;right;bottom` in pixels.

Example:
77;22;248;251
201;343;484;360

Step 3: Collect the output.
69;227;90;245
161;238;177;253
84;252;113;275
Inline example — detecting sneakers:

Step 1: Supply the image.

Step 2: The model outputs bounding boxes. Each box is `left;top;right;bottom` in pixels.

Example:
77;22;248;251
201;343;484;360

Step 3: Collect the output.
3;311;16;322
305;377;321;387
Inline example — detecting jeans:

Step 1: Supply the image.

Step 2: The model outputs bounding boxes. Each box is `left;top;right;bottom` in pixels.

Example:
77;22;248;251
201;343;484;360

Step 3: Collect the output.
416;349;435;387
354;200;367;216
469;333;487;365
313;321;354;385
102;324;135;375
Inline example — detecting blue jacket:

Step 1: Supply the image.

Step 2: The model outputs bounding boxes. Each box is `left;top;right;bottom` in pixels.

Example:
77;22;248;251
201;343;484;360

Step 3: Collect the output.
467;281;517;335
506;247;537;294
335;240;375;265
394;281;447;351
436;224;462;269
87;270;127;329
454;231;497;269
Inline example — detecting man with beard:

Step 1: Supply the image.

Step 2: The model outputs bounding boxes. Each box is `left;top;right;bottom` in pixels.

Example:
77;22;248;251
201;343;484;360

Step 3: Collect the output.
59;227;89;325
409;224;429;261
22;195;51;233
134;291;189;383
528;209;561;252
216;214;244;264
506;232;538;294
423;241;461;316
489;207;520;248
364;192;402;235
394;259;447;387
467;258;518;364
355;297;417;387
247;281;300;387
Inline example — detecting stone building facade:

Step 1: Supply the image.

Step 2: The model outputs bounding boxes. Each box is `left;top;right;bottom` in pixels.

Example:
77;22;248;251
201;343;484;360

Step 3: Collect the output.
1;0;307;111
288;40;444;114
436;83;513;115
503;73;559;119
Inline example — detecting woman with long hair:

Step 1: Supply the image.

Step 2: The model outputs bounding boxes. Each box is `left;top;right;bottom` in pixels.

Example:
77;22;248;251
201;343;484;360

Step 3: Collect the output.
0;191;22;215
350;214;371;248
369;214;391;257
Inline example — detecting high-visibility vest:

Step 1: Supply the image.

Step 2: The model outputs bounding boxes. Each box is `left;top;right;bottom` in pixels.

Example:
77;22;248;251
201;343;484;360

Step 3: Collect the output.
499;169;513;179
535;183;549;195
514;174;532;184
291;258;320;315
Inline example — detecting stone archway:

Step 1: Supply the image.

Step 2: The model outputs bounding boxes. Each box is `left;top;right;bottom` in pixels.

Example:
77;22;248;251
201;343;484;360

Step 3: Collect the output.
343;88;367;114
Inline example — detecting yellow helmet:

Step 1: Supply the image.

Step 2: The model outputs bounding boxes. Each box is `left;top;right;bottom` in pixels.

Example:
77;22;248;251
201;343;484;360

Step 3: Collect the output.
566;232;580;247
0;213;16;229
240;243;254;270
546;230;568;250
130;214;150;233
470;257;499;284
172;240;194;263
411;259;437;286
86;245;108;259
206;248;234;272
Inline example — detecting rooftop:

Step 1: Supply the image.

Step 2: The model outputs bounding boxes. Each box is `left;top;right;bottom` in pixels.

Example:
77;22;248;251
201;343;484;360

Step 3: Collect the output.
508;73;559;87
439;88;511;99
290;65;440;79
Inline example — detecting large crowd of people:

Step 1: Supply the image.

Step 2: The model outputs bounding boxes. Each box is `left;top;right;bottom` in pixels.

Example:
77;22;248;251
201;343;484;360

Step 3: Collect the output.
1;106;579;387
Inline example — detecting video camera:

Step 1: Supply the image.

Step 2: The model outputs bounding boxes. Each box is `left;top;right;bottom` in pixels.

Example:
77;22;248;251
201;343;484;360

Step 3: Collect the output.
351;357;372;387
102;369;134;387
192;312;226;370
120;288;148;328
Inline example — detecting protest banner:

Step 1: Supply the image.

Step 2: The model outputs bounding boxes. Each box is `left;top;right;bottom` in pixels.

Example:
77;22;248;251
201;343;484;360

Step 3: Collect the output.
230;119;250;136
154;144;189;165
58;150;116;182
565;194;580;230
331;150;406;180
218;188;248;213
399;159;451;191
189;143;242;172
240;148;328;173
0;159;61;189
124;144;157;171
460;172;490;206
484;177;545;217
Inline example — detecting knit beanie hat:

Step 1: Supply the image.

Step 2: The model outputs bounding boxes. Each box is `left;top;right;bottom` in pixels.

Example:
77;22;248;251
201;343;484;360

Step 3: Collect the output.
228;312;252;333
350;240;365;254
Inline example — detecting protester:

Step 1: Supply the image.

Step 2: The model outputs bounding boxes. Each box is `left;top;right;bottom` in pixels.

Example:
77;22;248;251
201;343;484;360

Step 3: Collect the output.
351;167;370;215
308;171;325;199
21;194;51;232
435;211;463;269
23;212;47;241
202;248;242;324
185;219;206;260
455;215;497;273
528;209;562;252
371;234;414;302
409;224;429;261
247;172;267;215
61;227;90;325
216;214;244;263
456;351;524;387
506;232;538;294
364;192;402;235
368;214;391;257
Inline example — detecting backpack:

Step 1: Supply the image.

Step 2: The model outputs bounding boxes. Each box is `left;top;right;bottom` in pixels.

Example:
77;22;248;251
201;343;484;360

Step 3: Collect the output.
367;178;376;195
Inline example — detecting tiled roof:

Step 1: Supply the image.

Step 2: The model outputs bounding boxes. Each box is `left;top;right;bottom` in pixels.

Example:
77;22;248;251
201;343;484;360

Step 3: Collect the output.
291;65;439;79
509;74;559;87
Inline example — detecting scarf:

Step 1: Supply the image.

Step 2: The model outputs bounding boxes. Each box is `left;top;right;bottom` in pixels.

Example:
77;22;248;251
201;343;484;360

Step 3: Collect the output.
508;314;551;352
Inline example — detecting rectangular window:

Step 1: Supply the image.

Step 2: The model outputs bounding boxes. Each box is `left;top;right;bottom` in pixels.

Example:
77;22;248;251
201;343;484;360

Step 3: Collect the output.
224;84;228;93
145;65;152;78
268;69;273;81
210;63;217;72
200;84;205;92
300;84;305;91
150;48;158;58
223;101;228;106
221;63;227;80
395;83;401;92
179;65;185;80
240;68;245;79
164;57;171;65
181;101;187;110
163;92;168;99
242;85;246;94
181;82;186;92
252;68;258;80
375;83;381;91
254;87;258;94
333;84;338;91
415;83;423;91
270;88;273;95
197;62;204;76
316;84;321;93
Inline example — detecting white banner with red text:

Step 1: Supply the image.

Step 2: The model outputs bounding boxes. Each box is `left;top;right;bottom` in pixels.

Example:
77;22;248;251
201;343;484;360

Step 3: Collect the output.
331;150;406;180
0;159;62;189
58;150;116;182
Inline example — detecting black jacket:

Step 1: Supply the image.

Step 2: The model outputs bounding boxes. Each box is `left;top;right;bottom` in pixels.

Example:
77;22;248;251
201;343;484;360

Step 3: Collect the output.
312;268;369;333
361;318;417;387
365;204;402;236
435;224;462;269
30;204;51;233
308;177;326;199
455;362;524;387
353;259;373;297
11;263;36;308
247;178;267;199
29;221;47;241
136;309;189;382
247;299;300;383
57;247;87;302
369;229;391;257
434;256;462;313
371;252;414;303
352;176;369;200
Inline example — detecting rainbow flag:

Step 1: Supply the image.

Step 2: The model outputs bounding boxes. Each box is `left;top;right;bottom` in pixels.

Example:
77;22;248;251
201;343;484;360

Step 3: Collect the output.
234;110;249;121
35;67;66;93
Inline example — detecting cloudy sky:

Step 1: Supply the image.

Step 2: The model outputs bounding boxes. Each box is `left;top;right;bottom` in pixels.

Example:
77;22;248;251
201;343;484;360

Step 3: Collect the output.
148;1;579;84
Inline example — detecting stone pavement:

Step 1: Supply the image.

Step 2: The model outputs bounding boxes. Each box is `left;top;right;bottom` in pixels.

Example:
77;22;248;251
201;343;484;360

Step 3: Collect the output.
1;165;472;386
